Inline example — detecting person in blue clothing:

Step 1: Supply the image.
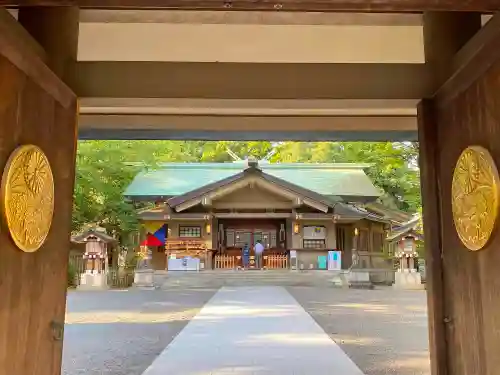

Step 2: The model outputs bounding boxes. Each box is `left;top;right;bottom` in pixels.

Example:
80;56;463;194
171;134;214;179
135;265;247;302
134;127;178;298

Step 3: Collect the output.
242;243;250;269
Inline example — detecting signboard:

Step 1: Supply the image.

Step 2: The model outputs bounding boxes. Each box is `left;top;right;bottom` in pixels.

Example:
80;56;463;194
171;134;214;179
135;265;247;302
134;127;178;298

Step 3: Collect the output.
168;257;200;271
318;256;327;269
328;250;342;271
290;250;297;270
403;238;414;252
303;226;326;239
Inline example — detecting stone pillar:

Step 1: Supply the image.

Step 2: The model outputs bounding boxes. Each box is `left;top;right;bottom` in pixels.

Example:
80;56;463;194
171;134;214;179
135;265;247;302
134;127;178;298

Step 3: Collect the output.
0;8;79;375
134;246;155;289
351;226;359;269
207;216;218;269
285;217;293;250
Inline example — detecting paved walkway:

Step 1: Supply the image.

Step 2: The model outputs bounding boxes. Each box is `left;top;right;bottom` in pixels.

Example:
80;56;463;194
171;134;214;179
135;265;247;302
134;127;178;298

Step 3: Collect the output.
142;286;365;375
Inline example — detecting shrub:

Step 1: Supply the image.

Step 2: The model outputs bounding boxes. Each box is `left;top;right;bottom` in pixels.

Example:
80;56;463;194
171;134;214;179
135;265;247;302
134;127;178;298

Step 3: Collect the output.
67;262;78;288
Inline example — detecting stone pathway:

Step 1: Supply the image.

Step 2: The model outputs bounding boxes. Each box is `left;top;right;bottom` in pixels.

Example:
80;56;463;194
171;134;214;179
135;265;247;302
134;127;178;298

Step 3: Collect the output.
142;286;365;375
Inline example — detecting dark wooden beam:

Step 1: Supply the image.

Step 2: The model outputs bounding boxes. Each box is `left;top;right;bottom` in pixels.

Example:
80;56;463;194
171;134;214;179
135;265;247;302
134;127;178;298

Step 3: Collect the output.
0;9;74;107
1;0;499;12
18;7;79;79
423;12;481;90
435;13;500;104
70;61;432;100
77;128;418;141
78;10;423;25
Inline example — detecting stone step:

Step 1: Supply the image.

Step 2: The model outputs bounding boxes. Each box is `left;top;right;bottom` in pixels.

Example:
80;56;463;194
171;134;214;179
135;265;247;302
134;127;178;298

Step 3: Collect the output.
155;270;342;289
153;270;390;289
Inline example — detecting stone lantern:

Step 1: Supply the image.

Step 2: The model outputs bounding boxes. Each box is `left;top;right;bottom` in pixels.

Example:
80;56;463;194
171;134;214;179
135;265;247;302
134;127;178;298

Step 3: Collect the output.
71;229;117;290
387;220;424;290
395;236;419;272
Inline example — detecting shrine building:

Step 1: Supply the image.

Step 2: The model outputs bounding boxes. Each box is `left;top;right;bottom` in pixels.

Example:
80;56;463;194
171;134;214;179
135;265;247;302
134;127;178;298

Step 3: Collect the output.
125;159;413;274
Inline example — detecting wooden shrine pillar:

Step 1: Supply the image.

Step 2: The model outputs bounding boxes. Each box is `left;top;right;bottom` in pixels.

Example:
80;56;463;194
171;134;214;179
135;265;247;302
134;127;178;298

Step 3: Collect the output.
0;8;79;375
419;12;500;375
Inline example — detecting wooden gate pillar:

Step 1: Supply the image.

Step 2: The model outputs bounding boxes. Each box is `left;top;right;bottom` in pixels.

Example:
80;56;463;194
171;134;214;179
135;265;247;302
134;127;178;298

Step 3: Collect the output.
420;13;481;375
0;8;79;375
18;7;79;79
423;12;481;88
419;13;500;375
418;99;448;375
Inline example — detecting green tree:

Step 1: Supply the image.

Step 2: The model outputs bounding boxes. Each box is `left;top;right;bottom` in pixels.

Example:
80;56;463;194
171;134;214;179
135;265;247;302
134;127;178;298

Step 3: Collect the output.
73;140;202;242
199;141;274;162
73;140;421;245
274;141;420;212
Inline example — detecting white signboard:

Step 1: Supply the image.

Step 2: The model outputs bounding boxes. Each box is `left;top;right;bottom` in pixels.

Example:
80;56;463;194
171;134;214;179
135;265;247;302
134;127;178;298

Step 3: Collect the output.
289;250;297;270
303;226;326;240
328;251;342;271
168;257;200;271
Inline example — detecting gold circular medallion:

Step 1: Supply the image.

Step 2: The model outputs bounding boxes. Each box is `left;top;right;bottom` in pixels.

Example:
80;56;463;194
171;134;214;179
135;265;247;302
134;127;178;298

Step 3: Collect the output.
1;145;54;252
452;146;500;251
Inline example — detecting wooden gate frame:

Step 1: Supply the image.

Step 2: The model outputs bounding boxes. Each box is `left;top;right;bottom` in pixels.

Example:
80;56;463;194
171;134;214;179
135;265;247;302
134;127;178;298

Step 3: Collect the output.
418;13;500;375
1;4;500;375
0;8;78;375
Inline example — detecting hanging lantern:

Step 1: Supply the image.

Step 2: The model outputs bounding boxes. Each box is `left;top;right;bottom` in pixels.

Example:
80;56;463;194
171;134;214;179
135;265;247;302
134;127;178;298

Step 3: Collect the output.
293;222;300;234
205;223;211;235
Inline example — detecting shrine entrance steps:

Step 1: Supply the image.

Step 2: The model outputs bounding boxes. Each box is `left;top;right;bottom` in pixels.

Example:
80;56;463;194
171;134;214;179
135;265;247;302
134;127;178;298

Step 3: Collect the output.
155;270;341;289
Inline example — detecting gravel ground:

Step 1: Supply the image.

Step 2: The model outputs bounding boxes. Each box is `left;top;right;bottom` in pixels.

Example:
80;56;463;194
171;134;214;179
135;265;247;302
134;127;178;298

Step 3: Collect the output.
63;286;430;375
62;288;217;375
288;286;430;375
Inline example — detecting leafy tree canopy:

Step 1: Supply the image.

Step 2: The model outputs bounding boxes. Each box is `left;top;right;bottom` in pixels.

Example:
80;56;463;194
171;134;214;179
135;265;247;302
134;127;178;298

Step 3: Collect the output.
74;141;420;244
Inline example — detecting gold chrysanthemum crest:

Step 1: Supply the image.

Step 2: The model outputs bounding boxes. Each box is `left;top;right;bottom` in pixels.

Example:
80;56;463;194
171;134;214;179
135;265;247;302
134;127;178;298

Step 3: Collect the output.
451;145;500;251
1;145;55;252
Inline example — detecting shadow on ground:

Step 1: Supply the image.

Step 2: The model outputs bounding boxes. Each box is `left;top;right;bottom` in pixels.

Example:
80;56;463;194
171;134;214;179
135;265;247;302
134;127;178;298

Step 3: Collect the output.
288;286;431;375
62;289;216;375
63;287;430;375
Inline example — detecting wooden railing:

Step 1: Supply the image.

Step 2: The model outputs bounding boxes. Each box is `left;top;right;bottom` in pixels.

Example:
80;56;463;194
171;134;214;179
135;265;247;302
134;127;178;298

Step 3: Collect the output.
68;254;134;288
214;255;235;269
107;269;135;288
265;255;289;269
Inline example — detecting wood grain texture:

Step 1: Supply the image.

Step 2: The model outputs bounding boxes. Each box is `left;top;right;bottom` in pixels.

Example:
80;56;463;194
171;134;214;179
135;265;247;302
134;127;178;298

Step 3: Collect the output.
70;62;432;100
18;7;79;79
422;12;481;93
436;14;500;106
2;0;500;12
418;99;449;375
0;9;75;108
0;30;77;375
421;23;500;374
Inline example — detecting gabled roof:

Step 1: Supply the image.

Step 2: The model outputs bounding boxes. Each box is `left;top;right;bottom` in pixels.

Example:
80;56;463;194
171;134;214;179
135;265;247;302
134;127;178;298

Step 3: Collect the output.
387;216;422;242
365;202;414;224
71;228;118;244
124;162;381;203
168;166;335;213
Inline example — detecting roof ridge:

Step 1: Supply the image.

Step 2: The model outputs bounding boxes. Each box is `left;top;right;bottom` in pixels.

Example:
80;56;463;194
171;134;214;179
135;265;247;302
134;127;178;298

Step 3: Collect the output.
136;162;373;170
124;161;382;200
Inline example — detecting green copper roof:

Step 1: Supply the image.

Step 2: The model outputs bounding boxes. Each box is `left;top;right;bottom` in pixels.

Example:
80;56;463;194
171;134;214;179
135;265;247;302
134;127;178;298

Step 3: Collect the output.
124;162;381;200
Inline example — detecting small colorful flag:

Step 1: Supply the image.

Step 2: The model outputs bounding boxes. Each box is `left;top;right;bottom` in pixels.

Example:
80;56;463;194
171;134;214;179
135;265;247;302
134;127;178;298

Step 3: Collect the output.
141;222;167;246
